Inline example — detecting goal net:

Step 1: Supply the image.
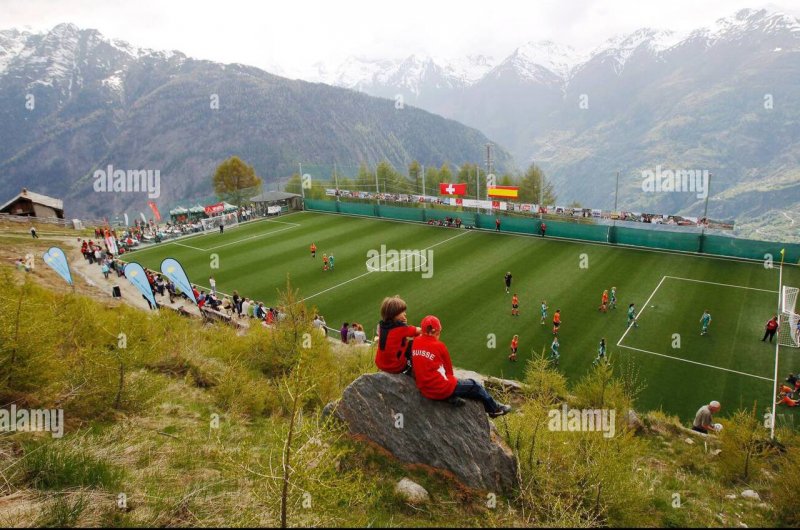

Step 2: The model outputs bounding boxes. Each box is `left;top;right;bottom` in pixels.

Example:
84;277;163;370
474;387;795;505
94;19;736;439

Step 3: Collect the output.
201;212;240;233
779;286;799;348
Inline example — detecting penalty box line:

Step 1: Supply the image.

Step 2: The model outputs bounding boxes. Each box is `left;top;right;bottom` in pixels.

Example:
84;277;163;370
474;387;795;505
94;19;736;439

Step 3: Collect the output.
616;344;773;382
616;275;773;382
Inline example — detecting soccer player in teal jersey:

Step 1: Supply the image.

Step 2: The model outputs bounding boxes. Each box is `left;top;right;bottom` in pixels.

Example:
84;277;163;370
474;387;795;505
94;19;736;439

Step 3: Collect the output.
700;310;712;336
540;300;548;325
609;287;617;310
549;337;560;366
627;303;638;328
329;254;335;271
593;338;607;366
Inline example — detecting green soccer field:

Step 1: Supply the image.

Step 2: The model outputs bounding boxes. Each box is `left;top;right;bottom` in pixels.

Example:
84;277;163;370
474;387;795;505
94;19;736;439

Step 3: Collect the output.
128;211;800;425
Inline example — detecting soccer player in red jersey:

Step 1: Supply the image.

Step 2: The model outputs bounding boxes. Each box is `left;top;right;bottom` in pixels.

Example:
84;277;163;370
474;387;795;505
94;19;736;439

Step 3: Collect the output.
509;335;519;362
599;290;609;312
310;243;317;258
553;309;562;335
511;294;520;316
411;315;511;417
375;296;421;375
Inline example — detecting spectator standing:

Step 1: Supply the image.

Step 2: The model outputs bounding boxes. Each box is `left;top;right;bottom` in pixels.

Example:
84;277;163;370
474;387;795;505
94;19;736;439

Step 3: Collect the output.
340;322;350;343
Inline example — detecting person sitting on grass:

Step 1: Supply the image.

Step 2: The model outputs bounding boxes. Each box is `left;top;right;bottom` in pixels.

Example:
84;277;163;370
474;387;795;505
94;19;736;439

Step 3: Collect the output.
776;386;799;407
411;315;511;418
691;401;721;434
375;295;421;375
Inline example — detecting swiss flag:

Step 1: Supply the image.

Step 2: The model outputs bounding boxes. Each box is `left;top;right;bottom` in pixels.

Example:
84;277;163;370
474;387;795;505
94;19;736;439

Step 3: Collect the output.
439;183;467;196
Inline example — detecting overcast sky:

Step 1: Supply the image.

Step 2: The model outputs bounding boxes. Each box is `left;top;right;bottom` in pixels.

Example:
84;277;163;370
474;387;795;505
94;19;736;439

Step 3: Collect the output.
4;0;799;77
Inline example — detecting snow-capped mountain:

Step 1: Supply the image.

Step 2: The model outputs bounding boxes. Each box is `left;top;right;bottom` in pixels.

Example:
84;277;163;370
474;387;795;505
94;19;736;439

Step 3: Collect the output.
315;8;800;95
307;7;800;241
0;23;512;218
315;52;496;99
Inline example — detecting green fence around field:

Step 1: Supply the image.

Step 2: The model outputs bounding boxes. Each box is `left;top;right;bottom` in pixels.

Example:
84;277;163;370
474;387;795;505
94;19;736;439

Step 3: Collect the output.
303;199;800;263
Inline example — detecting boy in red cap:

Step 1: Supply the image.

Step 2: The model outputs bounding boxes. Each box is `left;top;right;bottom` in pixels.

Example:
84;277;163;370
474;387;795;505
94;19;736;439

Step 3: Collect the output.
375;295;422;374
411;315;512;417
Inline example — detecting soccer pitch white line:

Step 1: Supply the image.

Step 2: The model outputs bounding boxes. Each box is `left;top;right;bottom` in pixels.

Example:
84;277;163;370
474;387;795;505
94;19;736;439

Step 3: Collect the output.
617;275;667;347
664;275;779;294
616;344;772;382
300;229;472;303
616;274;776;382
200;224;300;251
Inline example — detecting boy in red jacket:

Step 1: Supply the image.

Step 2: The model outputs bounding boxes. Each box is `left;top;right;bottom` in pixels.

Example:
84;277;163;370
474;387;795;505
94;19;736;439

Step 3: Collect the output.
375;296;422;374
411;315;512;417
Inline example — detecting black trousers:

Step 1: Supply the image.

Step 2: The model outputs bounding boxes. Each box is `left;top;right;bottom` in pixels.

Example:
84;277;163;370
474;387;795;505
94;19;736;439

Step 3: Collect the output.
762;329;777;342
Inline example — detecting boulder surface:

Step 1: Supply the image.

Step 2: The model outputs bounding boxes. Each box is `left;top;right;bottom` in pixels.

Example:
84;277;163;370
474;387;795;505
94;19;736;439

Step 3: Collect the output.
331;372;518;492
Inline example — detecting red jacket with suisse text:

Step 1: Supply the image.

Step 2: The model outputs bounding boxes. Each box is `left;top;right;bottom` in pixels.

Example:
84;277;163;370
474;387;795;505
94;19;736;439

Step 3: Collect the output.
411;334;458;400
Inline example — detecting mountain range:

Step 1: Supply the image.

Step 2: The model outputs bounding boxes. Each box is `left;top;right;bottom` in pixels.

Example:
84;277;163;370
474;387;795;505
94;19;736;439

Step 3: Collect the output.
310;8;800;240
0;24;512;218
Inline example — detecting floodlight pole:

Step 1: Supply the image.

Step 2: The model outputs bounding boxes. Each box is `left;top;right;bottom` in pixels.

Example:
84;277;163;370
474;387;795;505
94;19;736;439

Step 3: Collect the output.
298;162;305;201
538;161;543;220
375;164;380;205
476;164;480;207
334;161;339;202
701;171;712;236
421;164;426;209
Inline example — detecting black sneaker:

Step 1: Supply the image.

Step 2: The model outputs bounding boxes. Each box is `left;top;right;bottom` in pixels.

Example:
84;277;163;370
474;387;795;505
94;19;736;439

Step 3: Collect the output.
489;404;512;418
447;396;467;407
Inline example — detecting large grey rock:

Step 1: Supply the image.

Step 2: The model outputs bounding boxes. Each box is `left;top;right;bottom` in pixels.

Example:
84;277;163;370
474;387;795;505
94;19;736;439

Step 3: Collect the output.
331;372;518;492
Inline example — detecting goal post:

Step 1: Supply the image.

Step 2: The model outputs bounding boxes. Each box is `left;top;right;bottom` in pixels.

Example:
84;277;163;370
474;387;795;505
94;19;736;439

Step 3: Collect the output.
779;286;799;348
201;212;240;233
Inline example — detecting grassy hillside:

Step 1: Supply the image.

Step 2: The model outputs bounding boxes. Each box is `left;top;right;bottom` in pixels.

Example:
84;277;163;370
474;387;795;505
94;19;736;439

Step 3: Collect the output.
1;255;800;528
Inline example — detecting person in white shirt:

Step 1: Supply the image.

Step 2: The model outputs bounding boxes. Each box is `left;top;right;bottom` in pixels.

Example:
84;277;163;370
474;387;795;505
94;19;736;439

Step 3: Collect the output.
353;323;367;344
241;298;252;319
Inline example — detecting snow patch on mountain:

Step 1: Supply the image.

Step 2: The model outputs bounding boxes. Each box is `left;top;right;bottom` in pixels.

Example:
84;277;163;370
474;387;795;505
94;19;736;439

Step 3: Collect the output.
507;41;585;81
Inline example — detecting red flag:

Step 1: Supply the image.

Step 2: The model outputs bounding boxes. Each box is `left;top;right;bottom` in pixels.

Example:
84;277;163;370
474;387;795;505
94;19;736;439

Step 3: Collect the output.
147;201;162;221
439;183;467;196
456;198;463;206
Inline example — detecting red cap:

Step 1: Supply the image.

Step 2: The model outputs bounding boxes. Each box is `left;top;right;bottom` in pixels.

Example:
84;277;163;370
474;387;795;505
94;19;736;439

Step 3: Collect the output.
420;315;442;333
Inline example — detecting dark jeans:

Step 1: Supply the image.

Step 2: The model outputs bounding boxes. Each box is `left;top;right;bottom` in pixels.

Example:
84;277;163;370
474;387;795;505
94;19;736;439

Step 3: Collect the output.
763;329;777;342
691;426;708;434
451;378;501;414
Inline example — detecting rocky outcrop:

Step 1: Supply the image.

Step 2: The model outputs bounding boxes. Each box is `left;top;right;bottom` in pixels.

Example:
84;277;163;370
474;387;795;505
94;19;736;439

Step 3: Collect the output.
329;372;518;492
